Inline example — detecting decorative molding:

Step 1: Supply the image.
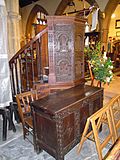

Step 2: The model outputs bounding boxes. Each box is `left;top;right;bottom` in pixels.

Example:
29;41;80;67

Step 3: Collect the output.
8;11;21;20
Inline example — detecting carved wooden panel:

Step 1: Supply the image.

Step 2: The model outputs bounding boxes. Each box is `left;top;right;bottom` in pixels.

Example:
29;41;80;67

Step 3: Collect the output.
35;112;57;150
47;16;86;87
74;23;85;80
79;100;89;134
54;24;73;82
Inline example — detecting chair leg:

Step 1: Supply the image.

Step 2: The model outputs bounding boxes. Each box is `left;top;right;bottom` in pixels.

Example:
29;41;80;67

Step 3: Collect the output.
2;110;8;141
7;109;16;132
91;120;102;160
77;119;90;154
23;126;28;139
10;102;20;124
91;79;94;86
0;106;17;141
7;103;16;132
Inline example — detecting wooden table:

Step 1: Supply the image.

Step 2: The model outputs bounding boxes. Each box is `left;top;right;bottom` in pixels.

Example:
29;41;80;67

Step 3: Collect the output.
31;85;103;160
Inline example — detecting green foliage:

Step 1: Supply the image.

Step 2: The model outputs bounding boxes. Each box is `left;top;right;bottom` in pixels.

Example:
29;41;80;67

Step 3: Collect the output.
85;42;113;84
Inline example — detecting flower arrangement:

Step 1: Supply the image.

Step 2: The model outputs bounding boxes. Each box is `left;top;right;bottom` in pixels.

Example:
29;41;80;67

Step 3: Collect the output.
85;42;113;84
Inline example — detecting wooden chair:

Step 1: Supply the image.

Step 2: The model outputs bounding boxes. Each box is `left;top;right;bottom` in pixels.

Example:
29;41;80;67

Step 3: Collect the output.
16;90;38;143
88;61;101;87
77;96;120;160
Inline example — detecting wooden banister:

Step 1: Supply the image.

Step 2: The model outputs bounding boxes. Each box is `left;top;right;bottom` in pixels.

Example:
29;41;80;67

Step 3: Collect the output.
9;27;48;64
9;27;48;97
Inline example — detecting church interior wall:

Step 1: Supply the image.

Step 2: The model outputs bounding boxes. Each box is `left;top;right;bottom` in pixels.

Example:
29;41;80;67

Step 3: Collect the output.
19;0;61;38
19;0;111;43
4;0;120;57
109;4;120;39
96;0;109;11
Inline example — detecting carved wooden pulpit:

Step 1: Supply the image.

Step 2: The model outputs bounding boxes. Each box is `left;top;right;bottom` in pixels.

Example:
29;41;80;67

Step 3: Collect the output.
47;16;86;89
31;17;104;160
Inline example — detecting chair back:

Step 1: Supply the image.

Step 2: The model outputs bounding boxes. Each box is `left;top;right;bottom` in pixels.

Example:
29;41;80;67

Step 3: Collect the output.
88;61;101;87
88;61;94;82
16;90;38;125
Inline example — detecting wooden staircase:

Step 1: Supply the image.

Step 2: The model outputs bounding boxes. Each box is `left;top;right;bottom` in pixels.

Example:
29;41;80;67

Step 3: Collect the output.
9;27;48;98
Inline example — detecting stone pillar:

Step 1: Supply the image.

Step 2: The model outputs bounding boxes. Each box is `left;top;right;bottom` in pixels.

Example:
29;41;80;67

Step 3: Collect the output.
0;0;12;107
47;16;86;88
5;0;21;59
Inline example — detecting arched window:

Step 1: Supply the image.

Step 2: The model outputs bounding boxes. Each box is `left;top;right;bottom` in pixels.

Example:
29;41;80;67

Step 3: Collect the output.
26;4;48;38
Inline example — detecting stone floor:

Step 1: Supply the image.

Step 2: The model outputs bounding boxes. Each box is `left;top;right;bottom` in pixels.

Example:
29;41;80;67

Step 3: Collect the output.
0;75;120;160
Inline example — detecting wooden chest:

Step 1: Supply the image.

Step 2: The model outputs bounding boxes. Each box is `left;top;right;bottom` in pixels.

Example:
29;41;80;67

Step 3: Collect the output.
31;85;103;160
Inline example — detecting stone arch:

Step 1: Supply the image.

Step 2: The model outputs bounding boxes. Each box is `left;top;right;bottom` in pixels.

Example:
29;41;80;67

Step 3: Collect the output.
101;0;120;49
26;4;48;37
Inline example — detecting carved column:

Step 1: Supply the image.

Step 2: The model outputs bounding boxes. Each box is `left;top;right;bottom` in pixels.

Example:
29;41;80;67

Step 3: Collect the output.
47;16;86;88
5;0;21;59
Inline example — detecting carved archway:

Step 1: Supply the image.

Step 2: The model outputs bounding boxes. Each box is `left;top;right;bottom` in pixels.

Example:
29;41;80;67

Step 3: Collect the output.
26;4;48;37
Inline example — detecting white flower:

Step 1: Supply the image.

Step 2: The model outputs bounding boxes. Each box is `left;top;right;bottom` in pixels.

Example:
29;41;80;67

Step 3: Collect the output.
104;52;107;57
110;65;113;69
108;64;113;69
104;57;107;60
109;70;112;74
106;77;110;82
103;53;107;60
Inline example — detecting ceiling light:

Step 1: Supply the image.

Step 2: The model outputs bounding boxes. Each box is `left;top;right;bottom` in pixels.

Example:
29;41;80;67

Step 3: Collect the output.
111;13;116;19
67;1;75;6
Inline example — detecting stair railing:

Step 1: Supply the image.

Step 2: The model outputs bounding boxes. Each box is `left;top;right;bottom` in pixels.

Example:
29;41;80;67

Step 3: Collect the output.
9;27;48;97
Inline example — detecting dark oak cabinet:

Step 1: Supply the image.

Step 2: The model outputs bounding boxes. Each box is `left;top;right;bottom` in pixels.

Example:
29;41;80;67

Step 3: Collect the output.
31;85;103;160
